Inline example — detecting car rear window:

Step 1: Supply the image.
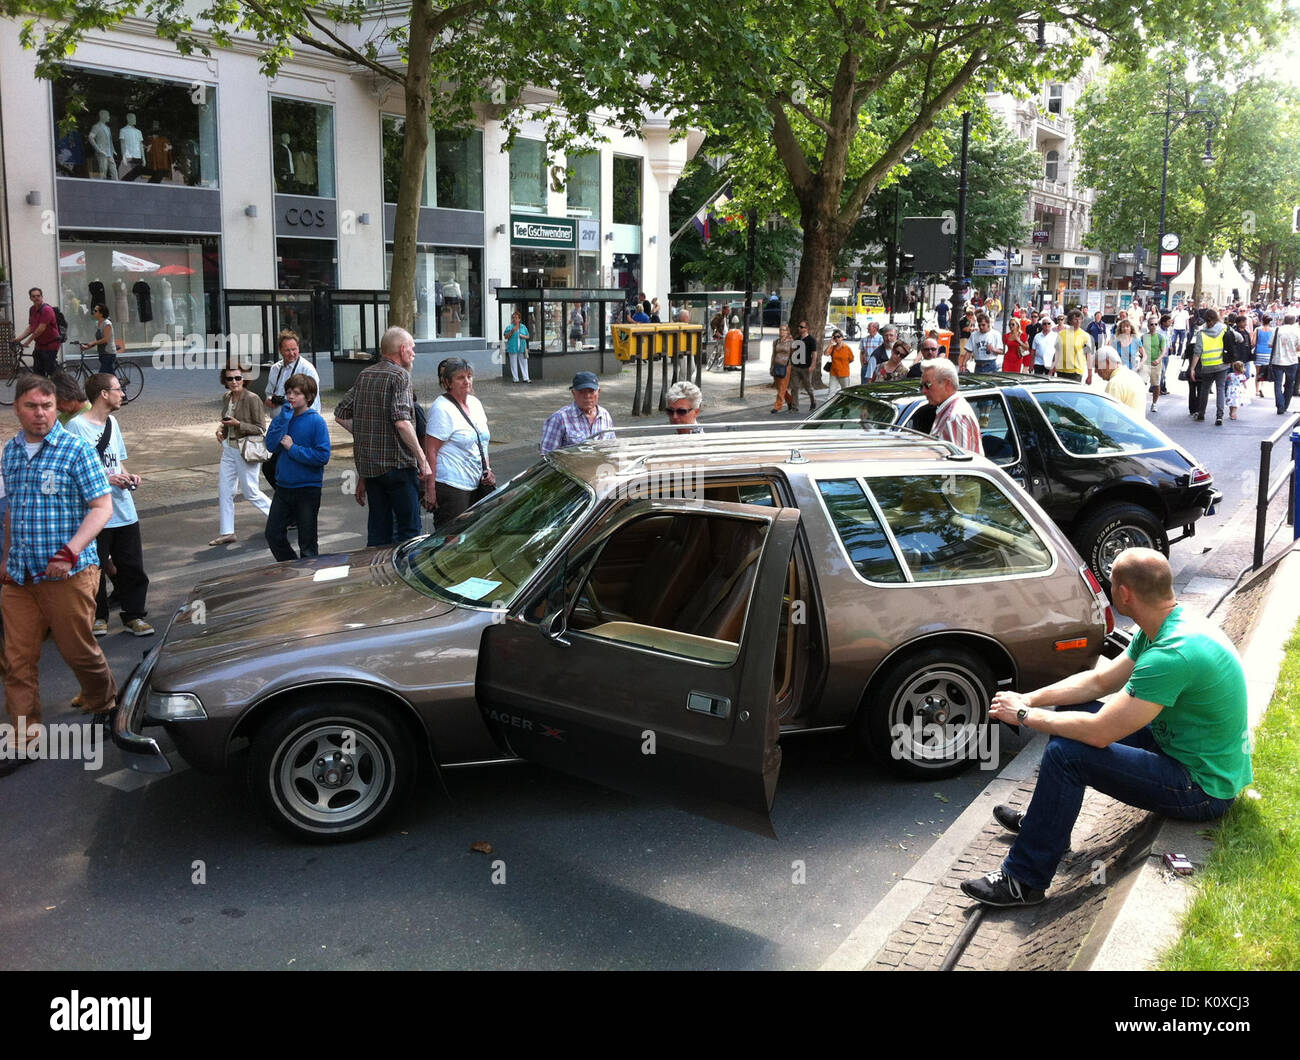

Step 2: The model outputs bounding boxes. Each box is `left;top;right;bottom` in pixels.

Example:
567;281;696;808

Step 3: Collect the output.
816;479;906;582
819;475;1052;582
1034;390;1166;455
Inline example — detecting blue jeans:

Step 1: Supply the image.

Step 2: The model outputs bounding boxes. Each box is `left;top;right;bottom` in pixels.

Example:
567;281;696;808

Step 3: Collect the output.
974;360;997;374
1004;703;1234;890
364;467;420;547
265;485;322;561
1273;362;1298;413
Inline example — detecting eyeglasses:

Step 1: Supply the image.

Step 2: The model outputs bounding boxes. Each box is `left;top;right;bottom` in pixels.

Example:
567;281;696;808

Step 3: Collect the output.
666;406;694;416
920;381;936;390
225;376;242;382
920;345;939;352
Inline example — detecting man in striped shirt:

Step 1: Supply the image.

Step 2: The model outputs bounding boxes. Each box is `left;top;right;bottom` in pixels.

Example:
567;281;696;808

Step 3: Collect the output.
922;358;984;456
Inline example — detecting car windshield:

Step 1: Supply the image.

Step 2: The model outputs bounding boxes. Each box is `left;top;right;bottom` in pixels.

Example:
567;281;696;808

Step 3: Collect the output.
803;392;900;428
1033;390;1169;455
396;463;592;606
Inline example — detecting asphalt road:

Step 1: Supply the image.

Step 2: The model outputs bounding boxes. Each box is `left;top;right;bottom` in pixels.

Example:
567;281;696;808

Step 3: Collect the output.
1;362;1294;970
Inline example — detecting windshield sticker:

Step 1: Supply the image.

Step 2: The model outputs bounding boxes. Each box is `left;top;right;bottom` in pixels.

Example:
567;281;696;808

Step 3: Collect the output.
312;566;350;583
446;577;503;600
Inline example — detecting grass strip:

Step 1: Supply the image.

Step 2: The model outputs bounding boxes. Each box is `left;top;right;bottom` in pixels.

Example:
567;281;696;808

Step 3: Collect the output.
1159;619;1300;970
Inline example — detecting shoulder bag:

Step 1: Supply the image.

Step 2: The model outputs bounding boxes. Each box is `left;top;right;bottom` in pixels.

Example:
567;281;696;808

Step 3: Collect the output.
451;398;495;491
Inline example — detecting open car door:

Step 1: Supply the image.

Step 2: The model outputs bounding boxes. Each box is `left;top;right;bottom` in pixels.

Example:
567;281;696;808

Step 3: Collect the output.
476;500;800;837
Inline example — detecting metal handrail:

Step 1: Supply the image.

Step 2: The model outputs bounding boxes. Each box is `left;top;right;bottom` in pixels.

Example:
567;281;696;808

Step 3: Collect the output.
1253;412;1299;569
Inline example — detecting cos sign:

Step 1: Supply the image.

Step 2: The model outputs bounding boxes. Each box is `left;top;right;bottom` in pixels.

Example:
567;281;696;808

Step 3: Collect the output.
284;208;327;227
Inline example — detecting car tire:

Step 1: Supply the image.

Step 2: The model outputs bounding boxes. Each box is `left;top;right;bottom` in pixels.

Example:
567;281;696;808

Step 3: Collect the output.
861;646;995;779
250;699;416;843
1073;502;1167;593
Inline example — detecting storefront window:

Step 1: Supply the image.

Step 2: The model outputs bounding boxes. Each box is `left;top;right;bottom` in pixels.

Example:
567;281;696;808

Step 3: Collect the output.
566;151;600;217
510;138;548;213
271;98;335;198
58;233;219;348
435;128;483;211
381;120;481;210
612;156;642;225
386;246;484;341
511;248;575;290
52;68;219;187
381;115;433;206
277;238;337;290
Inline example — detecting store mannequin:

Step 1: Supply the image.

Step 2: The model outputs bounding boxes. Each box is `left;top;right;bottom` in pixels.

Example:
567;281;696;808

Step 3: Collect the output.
274;132;294;191
88;110;118;180
114;278;130;326
89;278;107;309
133;278;153;328
293;145;316;194
119;113;145;180
160;277;175;328
146;121;173;184
444;277;462;324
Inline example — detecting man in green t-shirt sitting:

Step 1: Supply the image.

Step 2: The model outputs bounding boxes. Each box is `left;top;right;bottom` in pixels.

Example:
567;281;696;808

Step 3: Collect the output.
962;548;1252;907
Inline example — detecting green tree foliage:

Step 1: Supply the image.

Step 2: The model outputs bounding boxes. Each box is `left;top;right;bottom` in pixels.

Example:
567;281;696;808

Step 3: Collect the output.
530;0;1288;333
1076;56;1300;303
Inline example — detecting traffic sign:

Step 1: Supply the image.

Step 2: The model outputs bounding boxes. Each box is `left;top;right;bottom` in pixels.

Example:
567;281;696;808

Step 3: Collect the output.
972;258;1008;276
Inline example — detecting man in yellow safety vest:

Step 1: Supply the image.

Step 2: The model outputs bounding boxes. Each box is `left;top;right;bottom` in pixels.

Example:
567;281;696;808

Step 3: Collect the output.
1189;309;1229;425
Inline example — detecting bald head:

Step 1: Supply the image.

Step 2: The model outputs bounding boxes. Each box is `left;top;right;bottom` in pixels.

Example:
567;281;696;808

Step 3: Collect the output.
1110;548;1174;606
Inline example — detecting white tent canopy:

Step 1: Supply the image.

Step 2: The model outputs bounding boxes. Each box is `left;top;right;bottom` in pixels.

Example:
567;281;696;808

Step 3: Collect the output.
1169;251;1251;305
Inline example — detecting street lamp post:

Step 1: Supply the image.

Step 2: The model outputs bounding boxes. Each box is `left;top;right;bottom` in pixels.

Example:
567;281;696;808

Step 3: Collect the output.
1154;66;1210;311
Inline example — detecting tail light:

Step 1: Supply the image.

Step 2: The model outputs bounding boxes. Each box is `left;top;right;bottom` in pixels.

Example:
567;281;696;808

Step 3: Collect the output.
1080;564;1114;636
1190;466;1213;487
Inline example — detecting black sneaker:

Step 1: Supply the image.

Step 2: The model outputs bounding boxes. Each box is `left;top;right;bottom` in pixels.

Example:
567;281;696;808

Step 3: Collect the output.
960;869;1045;907
993;804;1024;834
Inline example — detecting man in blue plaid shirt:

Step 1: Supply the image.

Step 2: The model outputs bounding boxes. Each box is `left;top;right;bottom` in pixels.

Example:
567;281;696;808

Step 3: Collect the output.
2;375;114;771
540;372;615;453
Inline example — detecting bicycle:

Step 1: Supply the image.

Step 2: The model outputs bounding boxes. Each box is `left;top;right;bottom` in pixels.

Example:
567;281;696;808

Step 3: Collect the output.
0;341;34;406
70;340;144;403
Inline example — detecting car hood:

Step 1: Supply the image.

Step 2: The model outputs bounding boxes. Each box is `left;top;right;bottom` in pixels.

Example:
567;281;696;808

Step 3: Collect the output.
159;547;457;665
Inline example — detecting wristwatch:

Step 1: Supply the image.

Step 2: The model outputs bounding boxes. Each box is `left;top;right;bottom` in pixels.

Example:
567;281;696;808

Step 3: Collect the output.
1017;707;1029;724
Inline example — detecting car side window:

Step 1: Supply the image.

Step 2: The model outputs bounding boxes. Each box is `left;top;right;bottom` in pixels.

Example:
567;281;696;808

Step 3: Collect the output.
865;474;1052;580
967;395;1017;466
565;512;769;663
816;479;906;583
1034;391;1165;455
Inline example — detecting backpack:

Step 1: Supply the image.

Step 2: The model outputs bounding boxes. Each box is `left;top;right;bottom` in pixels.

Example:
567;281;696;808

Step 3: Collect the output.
52;306;69;345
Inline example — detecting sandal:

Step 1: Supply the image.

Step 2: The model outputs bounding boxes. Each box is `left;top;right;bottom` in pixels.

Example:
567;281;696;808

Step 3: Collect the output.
208;533;237;546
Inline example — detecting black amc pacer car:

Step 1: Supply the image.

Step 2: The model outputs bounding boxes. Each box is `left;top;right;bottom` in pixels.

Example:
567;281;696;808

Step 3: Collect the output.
115;431;1115;843
803;374;1220;592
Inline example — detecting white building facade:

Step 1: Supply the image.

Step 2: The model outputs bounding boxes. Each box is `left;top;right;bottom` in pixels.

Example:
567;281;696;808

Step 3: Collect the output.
0;17;698;368
987;58;1103;314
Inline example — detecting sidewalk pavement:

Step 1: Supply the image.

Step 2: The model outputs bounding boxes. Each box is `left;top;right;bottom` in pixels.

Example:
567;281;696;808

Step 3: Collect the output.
822;542;1300;972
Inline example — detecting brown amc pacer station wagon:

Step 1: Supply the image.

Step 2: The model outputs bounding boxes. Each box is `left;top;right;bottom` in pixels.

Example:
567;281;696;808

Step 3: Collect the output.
115;429;1115;842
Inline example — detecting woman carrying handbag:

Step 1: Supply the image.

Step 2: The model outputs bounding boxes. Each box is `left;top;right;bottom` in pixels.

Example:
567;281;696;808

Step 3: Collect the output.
210;366;272;545
423;358;495;531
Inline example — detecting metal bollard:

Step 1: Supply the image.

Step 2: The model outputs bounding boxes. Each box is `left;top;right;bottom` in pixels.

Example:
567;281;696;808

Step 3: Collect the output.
1292;429;1299;538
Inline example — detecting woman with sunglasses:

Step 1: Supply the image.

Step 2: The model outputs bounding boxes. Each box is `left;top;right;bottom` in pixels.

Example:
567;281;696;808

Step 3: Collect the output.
210;366;272;546
423;358;494;531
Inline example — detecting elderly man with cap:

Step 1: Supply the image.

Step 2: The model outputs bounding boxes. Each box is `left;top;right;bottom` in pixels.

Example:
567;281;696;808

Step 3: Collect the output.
540;371;616;453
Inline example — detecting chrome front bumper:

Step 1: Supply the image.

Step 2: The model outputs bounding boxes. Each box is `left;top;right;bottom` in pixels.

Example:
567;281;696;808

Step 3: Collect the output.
111;648;172;774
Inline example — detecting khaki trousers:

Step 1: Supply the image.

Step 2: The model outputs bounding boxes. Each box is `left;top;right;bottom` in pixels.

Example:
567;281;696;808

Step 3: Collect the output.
1;566;117;734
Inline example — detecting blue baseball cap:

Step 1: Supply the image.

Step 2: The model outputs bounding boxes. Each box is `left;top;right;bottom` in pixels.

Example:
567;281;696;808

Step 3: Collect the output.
571;371;600;390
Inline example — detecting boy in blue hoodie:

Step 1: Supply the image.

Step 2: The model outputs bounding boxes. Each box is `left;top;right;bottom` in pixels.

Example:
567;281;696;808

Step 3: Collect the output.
264;373;330;560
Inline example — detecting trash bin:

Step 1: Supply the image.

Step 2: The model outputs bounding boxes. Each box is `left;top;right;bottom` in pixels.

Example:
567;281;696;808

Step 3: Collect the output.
935;330;953;356
724;328;744;368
